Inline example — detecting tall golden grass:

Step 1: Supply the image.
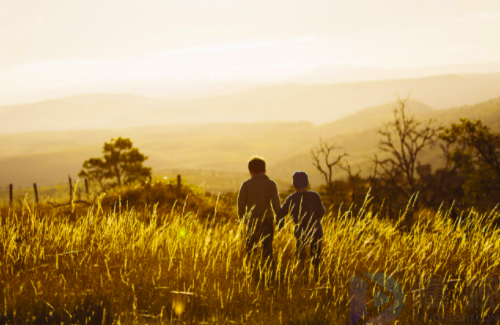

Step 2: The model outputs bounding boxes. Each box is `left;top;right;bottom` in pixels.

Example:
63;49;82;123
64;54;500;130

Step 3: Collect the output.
0;183;499;324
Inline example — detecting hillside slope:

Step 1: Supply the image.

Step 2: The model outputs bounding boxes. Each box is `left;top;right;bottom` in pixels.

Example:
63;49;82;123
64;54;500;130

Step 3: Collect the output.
1;73;500;133
272;97;500;184
1;97;499;193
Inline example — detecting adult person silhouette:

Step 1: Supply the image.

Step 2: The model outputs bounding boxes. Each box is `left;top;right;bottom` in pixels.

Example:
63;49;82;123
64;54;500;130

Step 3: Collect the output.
237;156;281;280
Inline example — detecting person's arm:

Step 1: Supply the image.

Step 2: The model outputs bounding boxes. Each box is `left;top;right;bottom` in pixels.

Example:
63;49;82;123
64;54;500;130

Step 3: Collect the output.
316;193;326;221
237;182;247;221
271;181;281;217
276;196;291;230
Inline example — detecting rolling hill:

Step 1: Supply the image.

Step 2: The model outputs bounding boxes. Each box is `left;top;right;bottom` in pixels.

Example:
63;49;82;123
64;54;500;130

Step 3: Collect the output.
297;61;500;84
1;73;500;134
1;96;500;195
271;96;500;185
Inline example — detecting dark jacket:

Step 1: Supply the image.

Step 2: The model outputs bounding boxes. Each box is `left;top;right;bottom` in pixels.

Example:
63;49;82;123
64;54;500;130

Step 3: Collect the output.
277;191;325;237
237;174;281;221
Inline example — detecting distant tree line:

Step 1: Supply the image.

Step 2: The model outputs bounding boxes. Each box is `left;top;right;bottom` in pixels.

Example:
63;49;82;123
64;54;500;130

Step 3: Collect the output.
312;96;500;218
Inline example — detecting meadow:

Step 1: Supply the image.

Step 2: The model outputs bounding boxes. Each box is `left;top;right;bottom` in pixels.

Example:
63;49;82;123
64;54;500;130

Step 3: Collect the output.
0;181;499;324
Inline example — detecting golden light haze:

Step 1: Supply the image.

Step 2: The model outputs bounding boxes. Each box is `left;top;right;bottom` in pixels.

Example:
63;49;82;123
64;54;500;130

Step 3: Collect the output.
1;0;500;104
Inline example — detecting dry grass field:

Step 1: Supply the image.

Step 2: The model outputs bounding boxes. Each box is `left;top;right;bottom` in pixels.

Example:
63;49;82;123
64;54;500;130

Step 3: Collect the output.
0;182;499;324
3;1;500;324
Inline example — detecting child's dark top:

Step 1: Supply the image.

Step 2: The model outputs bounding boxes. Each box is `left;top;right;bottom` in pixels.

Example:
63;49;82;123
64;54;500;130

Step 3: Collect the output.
276;191;325;237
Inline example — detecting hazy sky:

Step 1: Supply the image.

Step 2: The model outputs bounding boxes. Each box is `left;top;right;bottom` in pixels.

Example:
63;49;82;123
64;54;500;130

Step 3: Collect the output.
1;0;500;104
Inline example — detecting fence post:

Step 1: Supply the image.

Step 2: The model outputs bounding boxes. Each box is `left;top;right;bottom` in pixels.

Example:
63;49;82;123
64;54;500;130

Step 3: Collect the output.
85;178;89;200
176;175;181;199
68;176;73;202
33;183;39;204
9;184;13;206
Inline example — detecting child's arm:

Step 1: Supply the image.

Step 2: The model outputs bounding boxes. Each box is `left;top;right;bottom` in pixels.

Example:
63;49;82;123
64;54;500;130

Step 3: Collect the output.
276;197;291;231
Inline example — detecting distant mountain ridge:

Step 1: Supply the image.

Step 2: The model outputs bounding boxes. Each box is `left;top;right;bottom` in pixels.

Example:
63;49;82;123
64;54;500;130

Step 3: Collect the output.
316;99;435;137
297;61;500;84
1;72;500;134
271;96;500;183
1;95;500;192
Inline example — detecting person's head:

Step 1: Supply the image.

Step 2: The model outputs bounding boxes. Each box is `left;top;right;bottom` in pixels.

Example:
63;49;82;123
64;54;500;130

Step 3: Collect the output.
248;156;266;175
292;171;309;191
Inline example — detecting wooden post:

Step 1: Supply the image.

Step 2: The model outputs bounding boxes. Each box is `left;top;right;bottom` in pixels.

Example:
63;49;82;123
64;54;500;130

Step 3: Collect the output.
85;178;89;199
176;175;181;199
68;176;73;202
33;183;39;204
9;184;13;206
147;175;152;191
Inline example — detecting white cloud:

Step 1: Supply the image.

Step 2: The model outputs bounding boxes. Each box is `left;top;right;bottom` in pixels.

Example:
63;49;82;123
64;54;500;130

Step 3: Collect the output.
161;41;273;56
459;10;500;22
293;35;321;43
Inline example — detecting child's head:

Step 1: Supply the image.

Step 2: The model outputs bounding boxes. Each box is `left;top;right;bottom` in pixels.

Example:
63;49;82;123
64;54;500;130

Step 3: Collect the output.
292;171;309;190
248;156;266;175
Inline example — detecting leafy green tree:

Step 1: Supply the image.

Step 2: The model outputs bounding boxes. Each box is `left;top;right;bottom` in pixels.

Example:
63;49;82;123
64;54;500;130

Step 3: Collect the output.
79;137;152;190
440;118;500;203
79;158;108;191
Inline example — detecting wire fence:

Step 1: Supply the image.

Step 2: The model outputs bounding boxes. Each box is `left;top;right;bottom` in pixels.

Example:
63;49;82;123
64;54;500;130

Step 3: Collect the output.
1;175;184;206
0;176;90;205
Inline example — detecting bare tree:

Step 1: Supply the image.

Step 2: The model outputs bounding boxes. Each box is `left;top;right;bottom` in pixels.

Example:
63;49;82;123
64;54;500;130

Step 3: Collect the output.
375;96;441;203
311;138;348;193
339;161;362;203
